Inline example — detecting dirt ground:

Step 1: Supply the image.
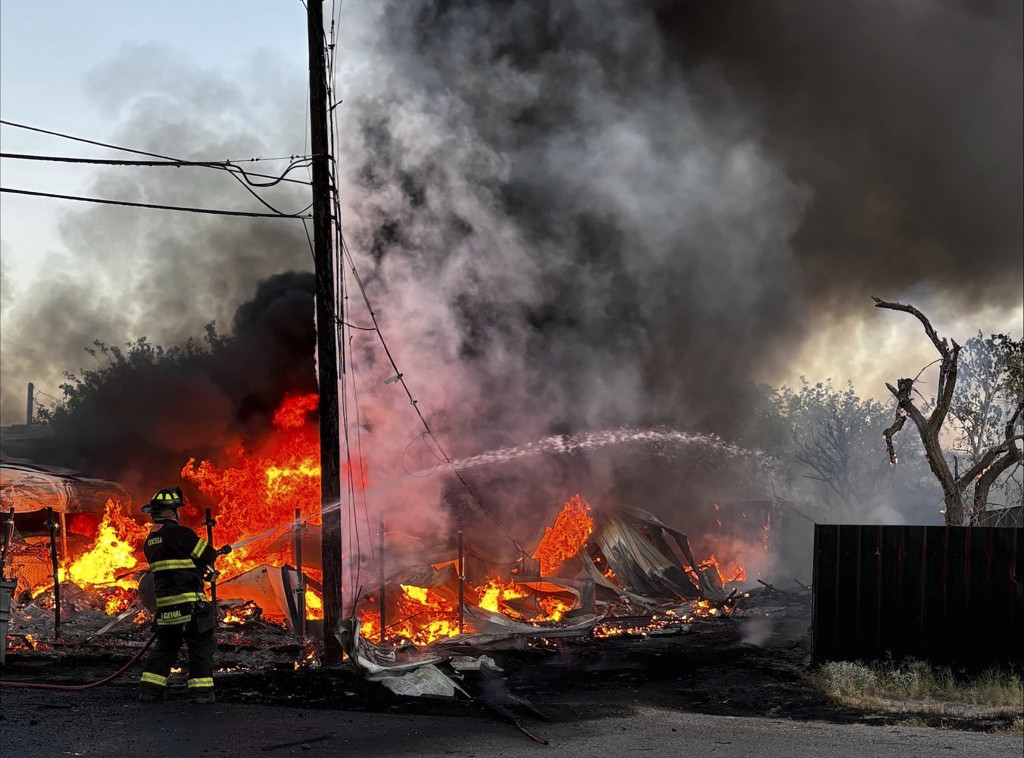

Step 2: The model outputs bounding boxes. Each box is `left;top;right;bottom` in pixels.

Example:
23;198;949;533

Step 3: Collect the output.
2;603;1021;757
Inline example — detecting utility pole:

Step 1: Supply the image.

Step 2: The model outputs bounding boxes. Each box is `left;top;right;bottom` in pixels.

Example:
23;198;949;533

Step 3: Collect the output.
307;0;344;663
26;382;34;425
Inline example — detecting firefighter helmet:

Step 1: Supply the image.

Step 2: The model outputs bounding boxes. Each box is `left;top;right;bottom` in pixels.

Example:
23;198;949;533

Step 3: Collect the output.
141;486;185;514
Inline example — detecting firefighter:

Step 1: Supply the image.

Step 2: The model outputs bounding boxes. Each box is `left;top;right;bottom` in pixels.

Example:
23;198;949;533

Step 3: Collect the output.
137;486;230;704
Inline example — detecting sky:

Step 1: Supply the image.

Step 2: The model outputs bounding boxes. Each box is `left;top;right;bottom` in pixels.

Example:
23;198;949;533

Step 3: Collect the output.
0;2;307;277
1;0;1021;461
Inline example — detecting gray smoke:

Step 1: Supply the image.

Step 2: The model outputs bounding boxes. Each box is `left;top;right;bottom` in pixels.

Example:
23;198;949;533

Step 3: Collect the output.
1;43;312;427
1;2;1019;556
658;0;1023;313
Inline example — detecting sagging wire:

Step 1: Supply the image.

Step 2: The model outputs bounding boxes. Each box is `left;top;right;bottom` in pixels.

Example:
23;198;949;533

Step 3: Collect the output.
336;231;528;557
0;187;311;219
402;432;447;479
325;20;372;605
2;120;315;218
0;120;313;188
347;319;378;576
223;165;314;218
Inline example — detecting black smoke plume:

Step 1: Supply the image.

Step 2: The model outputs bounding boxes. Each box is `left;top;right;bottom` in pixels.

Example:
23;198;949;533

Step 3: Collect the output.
1;2;1019;555
27;272;315;503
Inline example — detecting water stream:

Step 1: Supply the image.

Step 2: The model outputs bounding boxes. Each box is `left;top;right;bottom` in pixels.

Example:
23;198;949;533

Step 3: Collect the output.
225;426;772;549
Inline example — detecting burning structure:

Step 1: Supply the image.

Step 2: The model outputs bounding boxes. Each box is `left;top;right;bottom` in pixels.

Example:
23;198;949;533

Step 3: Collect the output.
1;389;765;675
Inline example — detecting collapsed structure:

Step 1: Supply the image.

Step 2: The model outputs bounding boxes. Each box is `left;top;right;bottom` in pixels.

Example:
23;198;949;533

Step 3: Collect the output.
1;394;761;685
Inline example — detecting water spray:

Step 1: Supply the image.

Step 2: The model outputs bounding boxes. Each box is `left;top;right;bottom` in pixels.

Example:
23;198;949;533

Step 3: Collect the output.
219;427;773;552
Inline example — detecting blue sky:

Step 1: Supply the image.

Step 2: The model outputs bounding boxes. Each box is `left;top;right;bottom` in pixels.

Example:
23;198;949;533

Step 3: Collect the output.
0;1;310;282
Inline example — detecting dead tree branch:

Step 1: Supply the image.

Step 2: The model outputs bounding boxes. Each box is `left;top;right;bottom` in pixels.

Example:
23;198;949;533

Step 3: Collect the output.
872;297;1023;525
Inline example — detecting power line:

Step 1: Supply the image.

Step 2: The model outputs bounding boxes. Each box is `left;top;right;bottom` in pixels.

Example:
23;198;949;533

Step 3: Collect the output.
1;151;314;196
1;152;238;168
0;187;312;219
1;118;180;160
337;232;528;556
0;119;313;187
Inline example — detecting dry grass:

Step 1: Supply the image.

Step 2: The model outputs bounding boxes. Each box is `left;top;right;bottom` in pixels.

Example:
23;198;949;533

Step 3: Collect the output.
809;660;1023;733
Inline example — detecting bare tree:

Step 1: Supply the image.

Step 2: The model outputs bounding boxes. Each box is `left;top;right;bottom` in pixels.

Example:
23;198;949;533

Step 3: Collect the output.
874;297;1024;525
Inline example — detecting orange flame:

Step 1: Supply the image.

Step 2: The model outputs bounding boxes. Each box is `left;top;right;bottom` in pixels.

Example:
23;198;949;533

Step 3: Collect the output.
695;555;746;586
477;578;528;616
304;588;323;620
532;494;593;575
360;584;461;645
64;500;147;613
182;393;344;579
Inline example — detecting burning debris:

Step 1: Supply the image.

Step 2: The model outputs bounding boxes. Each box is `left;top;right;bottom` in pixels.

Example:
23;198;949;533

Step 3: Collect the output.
1;387;777;712
2;481;754;642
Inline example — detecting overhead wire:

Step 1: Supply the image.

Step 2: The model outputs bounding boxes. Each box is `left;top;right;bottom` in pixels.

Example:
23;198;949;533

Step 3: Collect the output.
0;120;313;187
0;187;311;219
1;120;317;217
0;152;314;186
337;225;527;557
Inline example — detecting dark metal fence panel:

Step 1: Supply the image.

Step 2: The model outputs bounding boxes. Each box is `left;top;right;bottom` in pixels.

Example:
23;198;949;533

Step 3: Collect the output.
812;525;1023;668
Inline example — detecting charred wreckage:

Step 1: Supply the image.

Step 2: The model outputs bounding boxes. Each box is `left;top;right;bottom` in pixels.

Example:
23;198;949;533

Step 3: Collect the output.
0;413;807;740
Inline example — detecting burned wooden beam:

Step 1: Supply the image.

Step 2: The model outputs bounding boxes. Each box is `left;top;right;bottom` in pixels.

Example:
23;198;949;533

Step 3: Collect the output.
756;578;795;601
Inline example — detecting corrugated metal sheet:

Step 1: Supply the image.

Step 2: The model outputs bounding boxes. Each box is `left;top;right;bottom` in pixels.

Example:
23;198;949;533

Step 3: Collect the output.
812;525;1023;668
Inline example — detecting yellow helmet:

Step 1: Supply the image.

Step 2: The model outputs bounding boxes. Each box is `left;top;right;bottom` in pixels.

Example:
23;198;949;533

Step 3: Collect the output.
141;486;184;514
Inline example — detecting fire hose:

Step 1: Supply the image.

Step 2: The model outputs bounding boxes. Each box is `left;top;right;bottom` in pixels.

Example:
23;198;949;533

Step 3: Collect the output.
0;632;156;691
1;543;230;692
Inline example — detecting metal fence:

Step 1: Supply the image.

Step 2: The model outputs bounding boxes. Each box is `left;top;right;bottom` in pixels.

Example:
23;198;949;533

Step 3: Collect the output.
812;524;1023;668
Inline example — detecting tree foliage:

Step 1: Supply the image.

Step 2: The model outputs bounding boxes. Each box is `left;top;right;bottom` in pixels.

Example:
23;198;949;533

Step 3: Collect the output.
876;298;1023;526
947;333;1024;519
748;379;937;519
38;325;226;429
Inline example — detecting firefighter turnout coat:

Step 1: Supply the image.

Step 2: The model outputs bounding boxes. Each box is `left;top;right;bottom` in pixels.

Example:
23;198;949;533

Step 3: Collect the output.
143;518;217;627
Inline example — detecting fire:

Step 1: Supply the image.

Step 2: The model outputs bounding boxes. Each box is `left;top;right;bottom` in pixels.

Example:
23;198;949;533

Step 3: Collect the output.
305;588;323;620
695;555;746;586
182;393;344;579
532;493;593;575
222;600;262;625
536;594;573;622
360;584;461;645
358;574;584;646
477;578;528;615
272;392;318;429
64;500;147;612
357;497;600;646
101;587;137;615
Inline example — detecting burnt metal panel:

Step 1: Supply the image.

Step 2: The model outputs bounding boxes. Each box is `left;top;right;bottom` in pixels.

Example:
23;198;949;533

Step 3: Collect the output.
812;524;1024;668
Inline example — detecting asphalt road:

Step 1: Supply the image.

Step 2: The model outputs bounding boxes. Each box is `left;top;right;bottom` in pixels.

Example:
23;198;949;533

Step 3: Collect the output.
1;684;1019;758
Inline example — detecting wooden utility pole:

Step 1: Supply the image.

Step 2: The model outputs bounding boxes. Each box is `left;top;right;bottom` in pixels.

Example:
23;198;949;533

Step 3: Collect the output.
307;0;344;662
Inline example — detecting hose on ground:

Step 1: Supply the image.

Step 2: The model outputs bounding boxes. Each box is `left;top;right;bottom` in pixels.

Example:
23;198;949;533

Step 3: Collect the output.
0;633;156;691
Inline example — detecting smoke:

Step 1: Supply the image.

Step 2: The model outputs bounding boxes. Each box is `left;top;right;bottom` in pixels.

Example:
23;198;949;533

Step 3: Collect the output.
659;1;1022;300
338;1;810;448
657;0;1024;395
740;616;775;648
1;2;1019;555
0;42;312;430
